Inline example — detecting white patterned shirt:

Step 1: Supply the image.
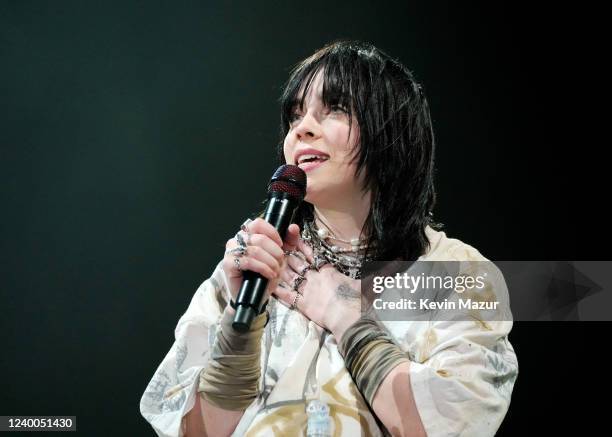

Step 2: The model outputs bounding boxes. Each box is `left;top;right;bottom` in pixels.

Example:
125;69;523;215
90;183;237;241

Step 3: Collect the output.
140;227;518;436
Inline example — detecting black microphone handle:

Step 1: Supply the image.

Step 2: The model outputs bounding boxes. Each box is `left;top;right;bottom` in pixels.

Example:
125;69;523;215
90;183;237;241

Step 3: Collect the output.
232;191;300;332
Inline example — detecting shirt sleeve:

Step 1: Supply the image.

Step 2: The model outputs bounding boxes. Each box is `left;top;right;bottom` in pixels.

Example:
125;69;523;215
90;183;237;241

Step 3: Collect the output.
408;320;518;436
139;261;230;437
404;252;519;436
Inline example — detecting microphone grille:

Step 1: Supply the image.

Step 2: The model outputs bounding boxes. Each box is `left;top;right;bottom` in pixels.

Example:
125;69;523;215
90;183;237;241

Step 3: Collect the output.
268;165;307;200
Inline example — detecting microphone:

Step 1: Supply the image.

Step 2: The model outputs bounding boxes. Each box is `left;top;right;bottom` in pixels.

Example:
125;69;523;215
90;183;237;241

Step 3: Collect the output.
232;164;307;332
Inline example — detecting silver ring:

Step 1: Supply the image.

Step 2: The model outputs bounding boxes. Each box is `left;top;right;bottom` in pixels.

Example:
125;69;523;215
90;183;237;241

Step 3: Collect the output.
313;254;328;271
292;275;306;292
240;219;253;244
290;291;301;310
225;246;246;256
299;265;311;277
234;257;242;271
241;218;253;230
284;250;305;261
236;232;248;248
239;229;252;245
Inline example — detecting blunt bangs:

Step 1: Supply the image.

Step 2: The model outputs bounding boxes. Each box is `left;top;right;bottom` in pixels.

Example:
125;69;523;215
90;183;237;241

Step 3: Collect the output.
275;40;441;262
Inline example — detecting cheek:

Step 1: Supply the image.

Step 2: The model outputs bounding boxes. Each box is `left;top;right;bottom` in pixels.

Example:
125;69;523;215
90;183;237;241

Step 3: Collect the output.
332;123;358;154
283;137;292;164
339;161;359;182
324;158;358;188
333;138;359;169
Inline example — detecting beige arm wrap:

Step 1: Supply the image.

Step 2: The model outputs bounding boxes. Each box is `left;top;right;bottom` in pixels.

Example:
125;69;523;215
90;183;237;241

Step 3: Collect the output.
339;318;410;405
198;309;267;411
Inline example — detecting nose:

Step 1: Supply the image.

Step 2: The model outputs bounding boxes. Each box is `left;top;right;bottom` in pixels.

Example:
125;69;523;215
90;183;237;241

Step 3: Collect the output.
293;110;321;140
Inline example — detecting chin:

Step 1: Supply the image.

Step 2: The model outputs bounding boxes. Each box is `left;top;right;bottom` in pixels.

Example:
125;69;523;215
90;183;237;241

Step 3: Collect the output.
304;186;336;208
304;191;316;204
304;187;322;205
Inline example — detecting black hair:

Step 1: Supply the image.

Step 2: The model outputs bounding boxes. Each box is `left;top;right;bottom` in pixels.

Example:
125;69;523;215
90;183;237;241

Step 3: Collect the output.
277;40;442;261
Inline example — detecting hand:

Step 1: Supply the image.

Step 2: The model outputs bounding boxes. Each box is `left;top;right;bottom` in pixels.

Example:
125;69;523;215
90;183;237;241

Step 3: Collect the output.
222;218;301;305
272;225;362;339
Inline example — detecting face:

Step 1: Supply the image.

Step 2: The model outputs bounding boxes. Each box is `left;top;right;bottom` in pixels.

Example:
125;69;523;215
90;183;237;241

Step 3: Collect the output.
283;70;365;206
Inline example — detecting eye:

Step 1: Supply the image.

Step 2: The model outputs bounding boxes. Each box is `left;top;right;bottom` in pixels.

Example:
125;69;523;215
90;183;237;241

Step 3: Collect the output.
288;110;303;124
329;104;348;114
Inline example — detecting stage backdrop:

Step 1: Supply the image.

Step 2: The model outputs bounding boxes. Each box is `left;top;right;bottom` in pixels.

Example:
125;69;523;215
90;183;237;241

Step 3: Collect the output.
1;1;596;435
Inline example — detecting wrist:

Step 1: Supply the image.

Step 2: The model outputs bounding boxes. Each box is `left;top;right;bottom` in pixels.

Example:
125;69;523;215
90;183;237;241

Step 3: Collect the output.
330;313;360;345
329;279;362;341
338;318;410;405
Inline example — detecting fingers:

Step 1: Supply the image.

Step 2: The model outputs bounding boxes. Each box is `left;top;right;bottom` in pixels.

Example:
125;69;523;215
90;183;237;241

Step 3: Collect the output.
222;243;279;280
233;255;278;280
249;218;283;247
222;219;310;294
297;237;314;264
222;219;286;282
282;224;301;252
286;251;310;275
272;280;293;302
248;245;282;278
272;279;300;310
249;233;285;260
279;267;294;285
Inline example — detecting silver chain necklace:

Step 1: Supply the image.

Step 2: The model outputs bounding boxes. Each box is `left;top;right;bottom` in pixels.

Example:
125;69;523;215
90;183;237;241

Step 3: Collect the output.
301;221;373;279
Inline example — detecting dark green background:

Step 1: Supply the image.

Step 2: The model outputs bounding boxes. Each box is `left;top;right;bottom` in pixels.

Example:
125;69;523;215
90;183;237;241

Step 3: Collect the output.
1;1;597;435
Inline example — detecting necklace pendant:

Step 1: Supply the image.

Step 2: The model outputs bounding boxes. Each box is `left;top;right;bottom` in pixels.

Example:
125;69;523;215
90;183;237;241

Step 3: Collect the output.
306;399;331;437
317;228;329;239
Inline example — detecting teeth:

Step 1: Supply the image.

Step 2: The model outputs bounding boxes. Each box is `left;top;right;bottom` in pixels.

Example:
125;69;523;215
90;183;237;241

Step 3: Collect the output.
298;154;329;164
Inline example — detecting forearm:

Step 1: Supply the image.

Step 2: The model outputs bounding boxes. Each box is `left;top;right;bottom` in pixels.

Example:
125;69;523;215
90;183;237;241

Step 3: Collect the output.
371;361;426;437
334;318;426;437
183;393;244;437
185;306;264;436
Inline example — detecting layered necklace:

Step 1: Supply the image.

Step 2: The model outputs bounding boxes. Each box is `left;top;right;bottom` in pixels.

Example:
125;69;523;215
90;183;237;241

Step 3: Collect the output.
301;215;374;279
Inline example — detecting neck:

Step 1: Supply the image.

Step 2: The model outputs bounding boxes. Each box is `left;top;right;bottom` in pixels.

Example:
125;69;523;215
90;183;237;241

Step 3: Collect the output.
312;190;372;244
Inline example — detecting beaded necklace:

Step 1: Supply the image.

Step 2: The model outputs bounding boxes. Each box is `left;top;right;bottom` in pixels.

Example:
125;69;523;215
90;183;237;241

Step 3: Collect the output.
301;220;374;279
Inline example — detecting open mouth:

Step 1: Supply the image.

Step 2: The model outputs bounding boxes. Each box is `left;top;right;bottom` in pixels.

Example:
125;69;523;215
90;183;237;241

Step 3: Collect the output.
296;153;329;165
297;154;329;172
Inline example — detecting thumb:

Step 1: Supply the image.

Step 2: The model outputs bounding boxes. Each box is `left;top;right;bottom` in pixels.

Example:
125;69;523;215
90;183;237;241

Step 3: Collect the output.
282;224;301;252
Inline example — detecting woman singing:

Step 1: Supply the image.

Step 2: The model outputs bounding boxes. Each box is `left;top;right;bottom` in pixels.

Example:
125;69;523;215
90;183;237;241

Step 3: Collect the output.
140;40;518;436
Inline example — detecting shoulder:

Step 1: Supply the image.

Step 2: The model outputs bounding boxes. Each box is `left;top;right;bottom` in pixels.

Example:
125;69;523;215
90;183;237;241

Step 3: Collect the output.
421;225;488;262
421;227;509;312
178;260;229;328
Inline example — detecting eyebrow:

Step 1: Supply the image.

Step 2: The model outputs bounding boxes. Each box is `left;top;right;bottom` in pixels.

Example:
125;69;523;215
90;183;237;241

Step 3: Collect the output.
290;91;324;108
